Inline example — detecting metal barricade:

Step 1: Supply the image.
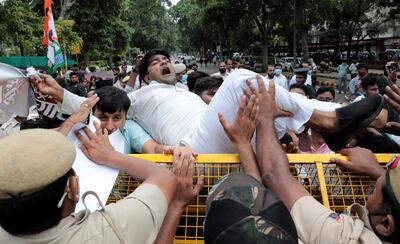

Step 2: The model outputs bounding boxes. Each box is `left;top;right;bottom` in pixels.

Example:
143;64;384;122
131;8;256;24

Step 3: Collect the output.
106;154;393;244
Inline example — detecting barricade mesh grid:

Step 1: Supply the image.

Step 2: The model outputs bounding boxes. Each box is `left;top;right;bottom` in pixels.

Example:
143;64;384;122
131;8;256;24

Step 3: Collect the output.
106;154;392;243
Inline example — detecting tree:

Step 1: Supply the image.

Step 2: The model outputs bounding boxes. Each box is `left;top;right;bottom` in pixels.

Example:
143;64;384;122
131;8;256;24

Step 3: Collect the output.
0;0;43;56
125;0;178;52
170;0;208;53
70;0;133;63
56;20;83;56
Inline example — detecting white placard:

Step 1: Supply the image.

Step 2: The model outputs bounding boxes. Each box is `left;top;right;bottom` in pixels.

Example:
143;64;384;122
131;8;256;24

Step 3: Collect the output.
67;115;125;212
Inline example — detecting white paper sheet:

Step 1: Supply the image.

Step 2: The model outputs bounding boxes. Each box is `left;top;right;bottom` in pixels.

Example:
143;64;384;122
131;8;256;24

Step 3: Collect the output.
67;115;125;212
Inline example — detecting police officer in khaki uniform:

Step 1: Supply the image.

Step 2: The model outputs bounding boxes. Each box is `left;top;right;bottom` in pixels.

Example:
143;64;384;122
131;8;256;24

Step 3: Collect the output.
0;128;177;244
229;77;400;244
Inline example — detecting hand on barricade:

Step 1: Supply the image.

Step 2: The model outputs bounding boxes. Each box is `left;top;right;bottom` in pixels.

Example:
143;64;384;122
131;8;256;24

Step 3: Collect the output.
163;146;198;165
171;157;204;209
244;76;292;119
218;95;258;145
329;147;385;179
76;121;116;165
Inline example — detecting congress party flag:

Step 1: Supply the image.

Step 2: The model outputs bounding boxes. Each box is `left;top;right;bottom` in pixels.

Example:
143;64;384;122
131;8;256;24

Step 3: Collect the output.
43;0;64;75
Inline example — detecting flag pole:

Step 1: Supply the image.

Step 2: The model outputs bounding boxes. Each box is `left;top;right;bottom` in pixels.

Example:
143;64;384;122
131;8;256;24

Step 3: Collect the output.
63;41;68;70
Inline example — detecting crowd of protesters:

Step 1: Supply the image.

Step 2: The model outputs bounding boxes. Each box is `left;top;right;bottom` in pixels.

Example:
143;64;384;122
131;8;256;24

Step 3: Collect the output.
1;49;400;244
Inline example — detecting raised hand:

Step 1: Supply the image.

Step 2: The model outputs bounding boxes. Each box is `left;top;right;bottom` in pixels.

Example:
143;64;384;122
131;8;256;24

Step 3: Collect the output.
68;94;99;124
218;95;259;146
245;76;292;119
76;121;115;165
171;157;204;209
30;73;64;101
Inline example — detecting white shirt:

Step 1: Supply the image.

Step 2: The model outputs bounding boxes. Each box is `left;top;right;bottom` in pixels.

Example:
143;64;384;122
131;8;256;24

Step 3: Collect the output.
133;75;141;90
289;75;312;86
352;94;365;103
273;75;288;90
349;63;358;75
126;82;207;146
61;82;207;147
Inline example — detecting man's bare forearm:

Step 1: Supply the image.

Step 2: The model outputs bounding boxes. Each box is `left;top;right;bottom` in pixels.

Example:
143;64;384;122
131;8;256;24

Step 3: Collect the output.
256;117;309;210
235;141;261;182
256;119;290;180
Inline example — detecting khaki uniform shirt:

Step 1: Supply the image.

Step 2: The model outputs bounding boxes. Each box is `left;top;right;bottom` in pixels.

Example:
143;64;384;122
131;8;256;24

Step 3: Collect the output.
290;196;382;244
0;184;167;244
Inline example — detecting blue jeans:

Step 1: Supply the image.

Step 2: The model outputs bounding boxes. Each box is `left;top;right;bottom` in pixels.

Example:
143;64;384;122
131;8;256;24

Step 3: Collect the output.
338;76;347;94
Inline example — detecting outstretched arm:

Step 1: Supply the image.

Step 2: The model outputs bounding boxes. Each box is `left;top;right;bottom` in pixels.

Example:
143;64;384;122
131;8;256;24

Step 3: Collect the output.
58;94;99;136
330;147;385;180
248;76;309;210
76;123;177;204
219;93;261;181
154;156;204;244
32;73;86;115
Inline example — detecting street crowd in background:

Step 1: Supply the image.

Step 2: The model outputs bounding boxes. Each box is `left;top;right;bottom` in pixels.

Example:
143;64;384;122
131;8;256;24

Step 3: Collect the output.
1;49;400;244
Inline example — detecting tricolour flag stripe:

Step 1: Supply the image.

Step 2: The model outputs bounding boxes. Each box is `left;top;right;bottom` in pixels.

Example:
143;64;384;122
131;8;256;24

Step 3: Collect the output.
43;0;64;74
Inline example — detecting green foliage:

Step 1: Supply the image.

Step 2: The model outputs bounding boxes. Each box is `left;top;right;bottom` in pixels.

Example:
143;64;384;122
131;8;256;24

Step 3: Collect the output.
70;0;133;60
125;0;178;52
56;20;83;55
0;0;396;63
170;0;208;52
0;0;43;55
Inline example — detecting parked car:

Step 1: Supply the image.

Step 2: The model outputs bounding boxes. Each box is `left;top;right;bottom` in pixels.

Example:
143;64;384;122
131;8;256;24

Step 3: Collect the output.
385;49;400;60
278;57;303;71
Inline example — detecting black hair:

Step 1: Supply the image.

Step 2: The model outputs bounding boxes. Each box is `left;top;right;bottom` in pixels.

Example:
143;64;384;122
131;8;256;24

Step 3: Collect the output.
357;63;368;71
316;86;335;99
93;86;130;114
376;76;393;95
295;71;307;79
0;169;74;235
274;63;282;68
356;132;400;153
187;71;209;92
55;77;66;88
193;76;223;96
361;76;378;90
139;49;171;82
20;118;52;130
289;83;308;95
69;72;78;78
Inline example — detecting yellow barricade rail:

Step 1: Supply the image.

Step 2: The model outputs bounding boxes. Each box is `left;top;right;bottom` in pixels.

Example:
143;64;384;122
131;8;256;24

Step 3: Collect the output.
106;154;394;244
